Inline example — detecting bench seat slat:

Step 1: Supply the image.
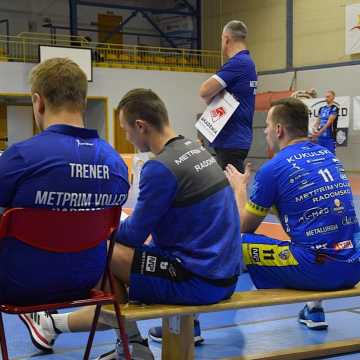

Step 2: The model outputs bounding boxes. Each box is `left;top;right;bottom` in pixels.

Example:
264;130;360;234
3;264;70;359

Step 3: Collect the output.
103;286;360;321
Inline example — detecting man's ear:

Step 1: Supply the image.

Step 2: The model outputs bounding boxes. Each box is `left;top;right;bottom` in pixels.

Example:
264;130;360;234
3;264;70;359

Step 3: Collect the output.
225;34;231;45
275;123;283;138
135;119;148;133
32;93;45;114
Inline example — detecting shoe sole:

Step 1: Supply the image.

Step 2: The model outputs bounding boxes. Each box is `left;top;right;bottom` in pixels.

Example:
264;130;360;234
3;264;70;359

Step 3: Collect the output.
19;314;53;352
149;333;204;346
299;318;328;330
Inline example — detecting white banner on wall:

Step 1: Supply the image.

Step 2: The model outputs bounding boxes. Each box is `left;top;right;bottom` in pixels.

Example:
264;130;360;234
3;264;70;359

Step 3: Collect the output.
346;4;360;55
353;96;360;131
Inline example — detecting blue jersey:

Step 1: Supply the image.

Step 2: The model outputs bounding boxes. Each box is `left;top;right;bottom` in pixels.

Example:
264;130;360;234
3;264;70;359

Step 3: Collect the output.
116;136;241;280
318;104;338;139
0;124;130;304
246;141;360;260
211;50;257;150
0;124;129;210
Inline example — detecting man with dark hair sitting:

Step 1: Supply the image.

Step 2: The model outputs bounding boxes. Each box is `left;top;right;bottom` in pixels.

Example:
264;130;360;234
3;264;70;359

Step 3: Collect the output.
23;88;242;359
225;97;360;330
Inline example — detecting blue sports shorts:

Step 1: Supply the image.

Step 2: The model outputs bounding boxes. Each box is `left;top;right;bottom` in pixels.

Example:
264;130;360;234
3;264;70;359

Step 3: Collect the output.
129;245;237;305
242;233;360;291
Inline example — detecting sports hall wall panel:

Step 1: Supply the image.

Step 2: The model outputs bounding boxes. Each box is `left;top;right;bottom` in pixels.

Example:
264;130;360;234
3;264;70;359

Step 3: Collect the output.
293;0;360;67
7;105;33;146
0;62;209;146
202;0;287;72
258;65;360;171
202;0;222;50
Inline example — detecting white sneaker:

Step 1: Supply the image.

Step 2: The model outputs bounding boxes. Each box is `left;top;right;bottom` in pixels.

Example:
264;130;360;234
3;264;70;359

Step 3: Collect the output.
19;311;59;352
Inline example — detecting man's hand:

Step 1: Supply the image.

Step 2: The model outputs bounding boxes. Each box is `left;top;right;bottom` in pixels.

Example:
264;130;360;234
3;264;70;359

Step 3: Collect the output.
224;163;263;233
224;163;252;191
311;130;320;141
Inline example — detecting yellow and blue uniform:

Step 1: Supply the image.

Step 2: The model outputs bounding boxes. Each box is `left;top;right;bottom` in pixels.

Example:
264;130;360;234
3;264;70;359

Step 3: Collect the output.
243;141;360;290
0;125;129;304
317;104;339;154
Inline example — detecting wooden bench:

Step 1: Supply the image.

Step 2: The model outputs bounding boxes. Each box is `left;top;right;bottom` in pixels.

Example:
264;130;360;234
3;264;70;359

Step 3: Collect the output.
102;286;360;360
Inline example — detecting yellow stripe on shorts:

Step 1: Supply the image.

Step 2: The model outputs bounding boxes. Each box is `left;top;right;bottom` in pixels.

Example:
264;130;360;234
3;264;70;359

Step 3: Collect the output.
242;243;299;267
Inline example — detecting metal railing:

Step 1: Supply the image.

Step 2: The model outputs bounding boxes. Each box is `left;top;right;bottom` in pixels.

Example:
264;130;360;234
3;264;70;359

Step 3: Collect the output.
0;33;221;73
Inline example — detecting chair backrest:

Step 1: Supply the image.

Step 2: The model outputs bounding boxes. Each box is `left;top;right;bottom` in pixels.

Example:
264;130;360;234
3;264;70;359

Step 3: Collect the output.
0;207;121;253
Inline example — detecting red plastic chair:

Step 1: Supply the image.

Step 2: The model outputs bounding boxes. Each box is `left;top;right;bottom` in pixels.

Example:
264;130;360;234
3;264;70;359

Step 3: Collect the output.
0;207;131;360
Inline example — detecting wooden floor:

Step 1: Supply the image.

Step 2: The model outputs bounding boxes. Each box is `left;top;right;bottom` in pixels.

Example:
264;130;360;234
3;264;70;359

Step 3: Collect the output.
256;222;289;240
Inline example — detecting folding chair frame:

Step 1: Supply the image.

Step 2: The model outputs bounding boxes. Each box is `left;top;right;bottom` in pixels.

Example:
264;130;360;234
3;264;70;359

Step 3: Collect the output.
0;208;131;360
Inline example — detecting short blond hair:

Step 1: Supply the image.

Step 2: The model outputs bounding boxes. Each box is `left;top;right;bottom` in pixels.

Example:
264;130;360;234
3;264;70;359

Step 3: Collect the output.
30;58;87;113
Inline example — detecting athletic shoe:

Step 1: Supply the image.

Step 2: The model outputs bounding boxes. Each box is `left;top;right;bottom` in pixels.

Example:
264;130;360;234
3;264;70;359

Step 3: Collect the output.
298;305;328;330
19;311;60;352
148;319;204;346
95;338;154;360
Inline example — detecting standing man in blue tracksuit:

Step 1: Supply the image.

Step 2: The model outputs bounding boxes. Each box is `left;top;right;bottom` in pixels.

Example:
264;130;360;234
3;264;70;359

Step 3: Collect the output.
25;89;242;359
312;90;339;154
225;97;360;331
199;20;257;173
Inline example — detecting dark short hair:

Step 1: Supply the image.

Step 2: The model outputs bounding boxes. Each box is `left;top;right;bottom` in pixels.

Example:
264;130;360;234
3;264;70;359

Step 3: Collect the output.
117;89;169;131
270;97;309;137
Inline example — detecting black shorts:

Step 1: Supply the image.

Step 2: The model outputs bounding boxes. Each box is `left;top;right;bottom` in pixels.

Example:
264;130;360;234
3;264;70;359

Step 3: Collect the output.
214;148;249;173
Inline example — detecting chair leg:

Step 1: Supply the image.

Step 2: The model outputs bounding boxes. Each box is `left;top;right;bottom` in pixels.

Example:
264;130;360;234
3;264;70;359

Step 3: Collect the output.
113;301;131;360
83;304;102;360
0;313;9;360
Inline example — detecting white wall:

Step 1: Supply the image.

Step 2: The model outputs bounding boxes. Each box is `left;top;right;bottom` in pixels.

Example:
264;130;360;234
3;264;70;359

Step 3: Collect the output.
258;64;360;97
1;61;359;170
0;62;209;145
258;65;360;171
90;67;210;142
7;105;33;145
85;99;106;138
257;72;295;93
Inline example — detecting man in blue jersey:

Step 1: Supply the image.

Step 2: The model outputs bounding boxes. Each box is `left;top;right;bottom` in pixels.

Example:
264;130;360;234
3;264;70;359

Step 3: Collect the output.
25;89;241;359
225;97;360;330
312;90;339;154
199;20;257;173
0;58;130;348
